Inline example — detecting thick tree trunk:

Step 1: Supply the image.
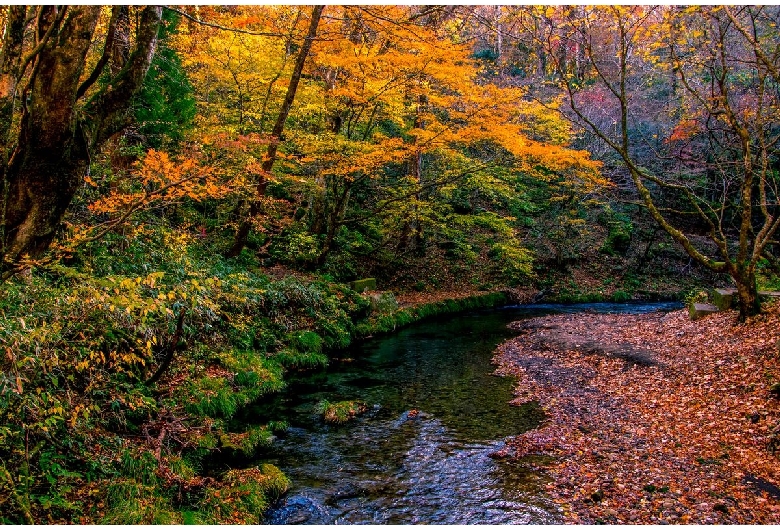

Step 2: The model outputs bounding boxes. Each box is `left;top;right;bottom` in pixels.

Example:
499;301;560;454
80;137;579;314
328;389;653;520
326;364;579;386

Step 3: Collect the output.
735;272;761;321
2;7;100;269
0;6;27;144
1;6;162;276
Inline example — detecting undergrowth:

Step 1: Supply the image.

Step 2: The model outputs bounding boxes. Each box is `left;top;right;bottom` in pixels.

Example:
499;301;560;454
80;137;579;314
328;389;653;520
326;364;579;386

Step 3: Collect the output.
0;230;507;523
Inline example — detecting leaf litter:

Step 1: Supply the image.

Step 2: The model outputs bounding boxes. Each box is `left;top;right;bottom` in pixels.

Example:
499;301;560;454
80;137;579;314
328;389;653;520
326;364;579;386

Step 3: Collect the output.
492;301;780;524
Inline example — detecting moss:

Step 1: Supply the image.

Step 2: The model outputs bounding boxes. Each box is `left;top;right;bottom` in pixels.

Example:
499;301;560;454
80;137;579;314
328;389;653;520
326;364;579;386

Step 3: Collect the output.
611;290;631;302
315;400;368;424
352;292;508;340
198;465;290;524
167;455;196;481
349;278;377;292
272;348;328;369
219;426;277;457
289;330;324;353
185;377;239;419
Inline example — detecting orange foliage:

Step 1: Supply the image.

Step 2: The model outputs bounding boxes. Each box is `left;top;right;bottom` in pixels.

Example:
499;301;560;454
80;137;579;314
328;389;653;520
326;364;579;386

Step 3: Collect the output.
495;304;780;524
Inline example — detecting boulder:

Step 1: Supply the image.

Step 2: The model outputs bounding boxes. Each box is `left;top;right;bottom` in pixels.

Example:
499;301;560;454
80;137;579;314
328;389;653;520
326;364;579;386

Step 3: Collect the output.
349;278;376;292
368;292;398;314
689;302;719;321
711;288;737;310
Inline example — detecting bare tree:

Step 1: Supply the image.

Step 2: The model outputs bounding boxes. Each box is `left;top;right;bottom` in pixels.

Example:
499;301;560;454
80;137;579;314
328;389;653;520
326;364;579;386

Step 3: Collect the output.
544;5;780;319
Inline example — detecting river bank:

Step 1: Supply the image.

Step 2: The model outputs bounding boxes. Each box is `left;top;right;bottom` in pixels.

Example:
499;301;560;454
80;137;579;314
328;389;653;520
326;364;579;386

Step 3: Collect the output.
493;301;780;524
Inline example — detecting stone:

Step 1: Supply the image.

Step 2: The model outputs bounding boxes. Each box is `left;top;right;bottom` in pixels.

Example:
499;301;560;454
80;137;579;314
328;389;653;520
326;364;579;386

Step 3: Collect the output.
349;278;376;292
368;292;398;314
689;302;719;321
710;288;737;311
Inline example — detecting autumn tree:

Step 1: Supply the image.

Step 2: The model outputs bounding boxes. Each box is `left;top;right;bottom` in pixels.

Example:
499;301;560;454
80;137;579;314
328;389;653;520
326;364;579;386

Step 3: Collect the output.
543;5;780;319
0;6;163;277
275;6;603;274
225;5;324;258
177;6;308;134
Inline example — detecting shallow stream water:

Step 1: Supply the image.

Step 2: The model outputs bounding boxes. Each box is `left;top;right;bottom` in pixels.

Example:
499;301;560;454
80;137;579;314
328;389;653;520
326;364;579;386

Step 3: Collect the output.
253;301;680;524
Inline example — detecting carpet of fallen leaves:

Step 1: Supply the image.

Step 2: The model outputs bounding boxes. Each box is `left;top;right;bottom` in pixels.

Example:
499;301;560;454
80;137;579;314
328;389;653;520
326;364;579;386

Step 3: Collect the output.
493;302;780;524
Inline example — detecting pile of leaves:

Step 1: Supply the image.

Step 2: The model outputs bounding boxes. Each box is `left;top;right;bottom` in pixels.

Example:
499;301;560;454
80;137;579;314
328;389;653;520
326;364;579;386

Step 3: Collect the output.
493;301;780;524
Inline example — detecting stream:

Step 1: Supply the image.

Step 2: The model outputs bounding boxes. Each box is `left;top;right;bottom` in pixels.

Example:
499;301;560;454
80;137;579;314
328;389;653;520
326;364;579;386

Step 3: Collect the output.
252;301;681;524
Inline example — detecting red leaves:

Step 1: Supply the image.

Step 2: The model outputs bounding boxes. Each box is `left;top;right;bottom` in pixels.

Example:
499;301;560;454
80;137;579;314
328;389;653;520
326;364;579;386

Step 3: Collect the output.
495;303;780;524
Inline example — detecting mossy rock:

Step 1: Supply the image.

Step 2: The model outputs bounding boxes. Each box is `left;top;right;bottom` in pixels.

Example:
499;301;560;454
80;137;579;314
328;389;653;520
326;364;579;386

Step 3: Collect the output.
689;302;719;321
200;464;291;524
349;278;376;292
710;288;737;311
316;400;368;424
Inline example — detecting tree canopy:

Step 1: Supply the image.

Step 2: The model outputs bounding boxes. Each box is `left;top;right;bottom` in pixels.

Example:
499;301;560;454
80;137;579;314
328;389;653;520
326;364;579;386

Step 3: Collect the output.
1;5;780;524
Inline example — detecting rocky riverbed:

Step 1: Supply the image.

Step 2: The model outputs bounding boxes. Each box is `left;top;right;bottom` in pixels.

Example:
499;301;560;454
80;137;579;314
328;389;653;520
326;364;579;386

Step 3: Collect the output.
493;303;780;524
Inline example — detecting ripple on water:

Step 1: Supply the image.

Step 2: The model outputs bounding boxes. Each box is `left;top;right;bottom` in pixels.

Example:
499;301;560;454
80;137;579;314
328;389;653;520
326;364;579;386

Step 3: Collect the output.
265;413;560;524
258;302;679;524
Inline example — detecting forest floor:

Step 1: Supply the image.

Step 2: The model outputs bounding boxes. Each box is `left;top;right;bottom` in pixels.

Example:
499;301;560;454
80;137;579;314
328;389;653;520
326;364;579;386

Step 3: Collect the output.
492;301;780;524
394;286;537;307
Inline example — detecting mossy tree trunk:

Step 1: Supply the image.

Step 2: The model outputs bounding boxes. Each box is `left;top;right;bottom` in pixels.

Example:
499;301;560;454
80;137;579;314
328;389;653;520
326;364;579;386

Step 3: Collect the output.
0;6;163;278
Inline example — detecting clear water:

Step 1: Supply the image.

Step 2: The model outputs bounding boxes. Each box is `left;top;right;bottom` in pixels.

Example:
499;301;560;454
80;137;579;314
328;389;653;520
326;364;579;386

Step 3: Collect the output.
251;301;680;524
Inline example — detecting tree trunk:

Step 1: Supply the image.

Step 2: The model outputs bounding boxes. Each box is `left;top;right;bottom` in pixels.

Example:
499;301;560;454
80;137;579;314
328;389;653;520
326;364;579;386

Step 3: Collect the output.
0;6;27;144
735;271;761;321
226;5;324;258
398;93;426;252
314;180;351;266
1;6;163;276
2;7;101;269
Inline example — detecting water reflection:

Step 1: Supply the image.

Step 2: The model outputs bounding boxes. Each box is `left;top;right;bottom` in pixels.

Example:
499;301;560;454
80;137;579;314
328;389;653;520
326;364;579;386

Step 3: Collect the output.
256;302;680;524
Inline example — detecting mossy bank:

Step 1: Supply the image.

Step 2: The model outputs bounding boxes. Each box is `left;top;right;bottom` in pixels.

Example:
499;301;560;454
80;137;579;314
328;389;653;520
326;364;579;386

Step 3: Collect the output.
0;260;507;524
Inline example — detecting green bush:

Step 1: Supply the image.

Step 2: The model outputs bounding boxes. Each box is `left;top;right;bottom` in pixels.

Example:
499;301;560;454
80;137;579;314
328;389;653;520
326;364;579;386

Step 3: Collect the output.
199;465;290;524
